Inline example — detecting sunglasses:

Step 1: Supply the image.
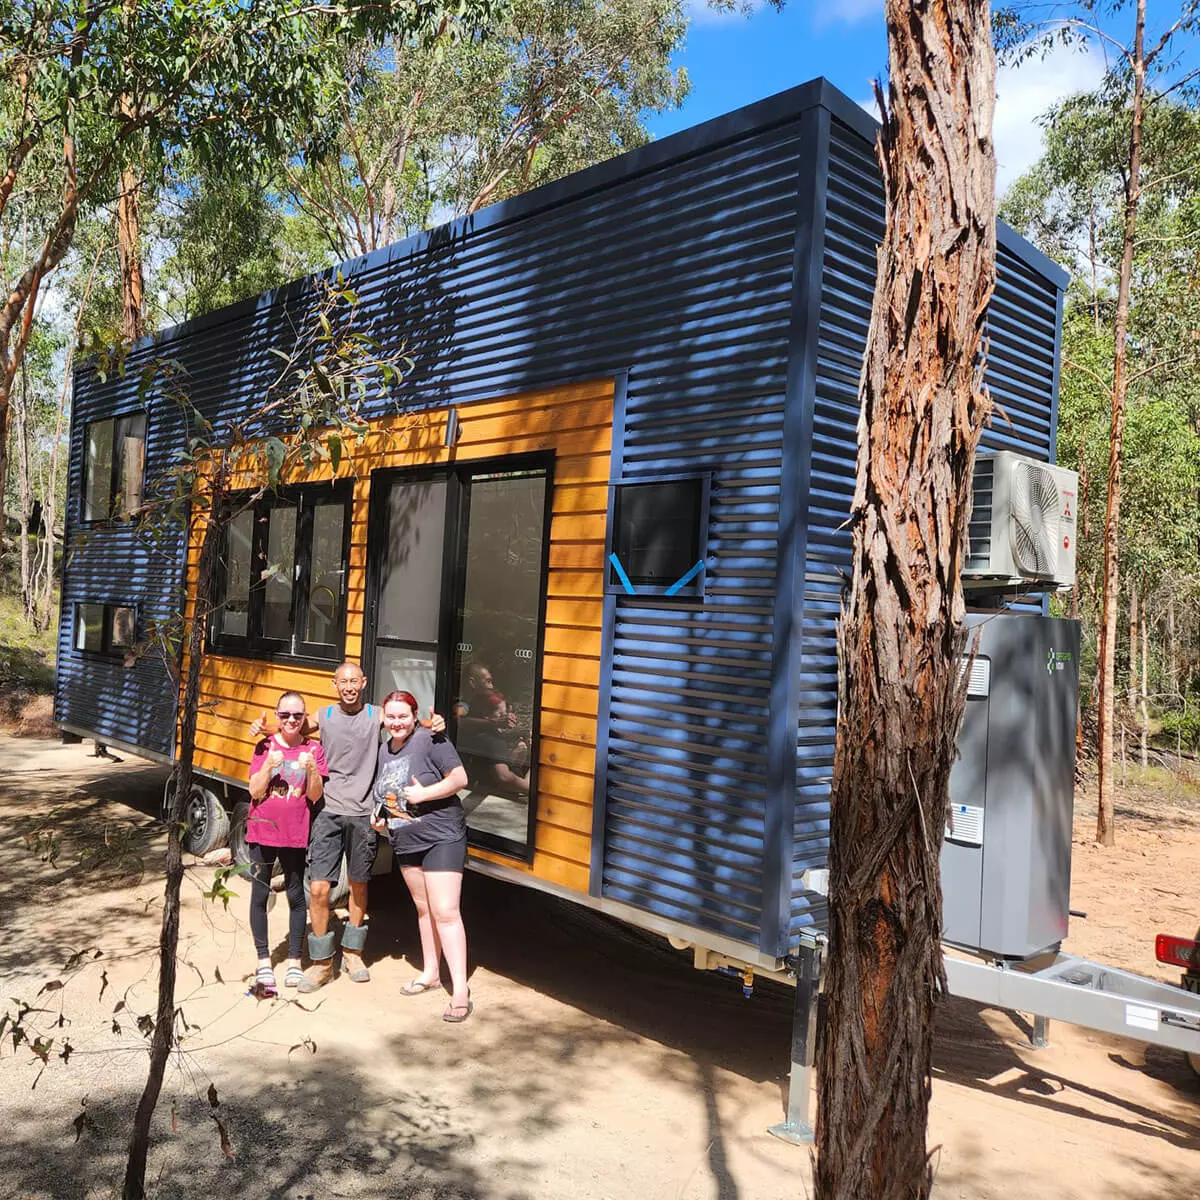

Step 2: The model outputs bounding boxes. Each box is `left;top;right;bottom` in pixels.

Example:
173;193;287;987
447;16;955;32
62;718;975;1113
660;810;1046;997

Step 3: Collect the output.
276;710;305;721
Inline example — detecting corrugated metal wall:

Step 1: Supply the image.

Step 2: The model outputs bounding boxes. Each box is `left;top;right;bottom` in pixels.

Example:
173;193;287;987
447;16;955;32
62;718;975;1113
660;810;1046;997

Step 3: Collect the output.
786;111;1066;946
60;89;821;956
57;80;1065;961
56;391;186;756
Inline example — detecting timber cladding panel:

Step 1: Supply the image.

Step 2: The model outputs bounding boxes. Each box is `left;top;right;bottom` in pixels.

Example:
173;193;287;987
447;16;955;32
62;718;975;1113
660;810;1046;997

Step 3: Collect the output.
184;378;613;894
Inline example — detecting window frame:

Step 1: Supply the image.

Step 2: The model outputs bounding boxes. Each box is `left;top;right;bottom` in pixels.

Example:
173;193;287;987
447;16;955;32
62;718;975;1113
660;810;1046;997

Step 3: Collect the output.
81;411;148;525
208;481;353;667
604;472;712;599
74;602;138;659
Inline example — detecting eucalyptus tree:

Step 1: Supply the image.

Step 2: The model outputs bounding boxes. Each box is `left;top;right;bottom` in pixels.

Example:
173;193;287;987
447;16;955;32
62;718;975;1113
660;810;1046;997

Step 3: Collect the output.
1002;83;1200;797
0;0;504;560
284;0;690;261
815;1;997;1196
996;0;1200;844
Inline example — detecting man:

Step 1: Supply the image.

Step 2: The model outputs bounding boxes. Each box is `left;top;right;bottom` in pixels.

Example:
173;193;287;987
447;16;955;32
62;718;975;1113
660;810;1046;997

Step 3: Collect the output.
251;662;443;992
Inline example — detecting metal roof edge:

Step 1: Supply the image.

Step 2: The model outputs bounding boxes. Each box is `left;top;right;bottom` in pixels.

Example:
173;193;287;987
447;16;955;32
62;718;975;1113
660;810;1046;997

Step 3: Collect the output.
815;81;1072;296
997;219;1071;292
96;74;1069;363
106;78;839;359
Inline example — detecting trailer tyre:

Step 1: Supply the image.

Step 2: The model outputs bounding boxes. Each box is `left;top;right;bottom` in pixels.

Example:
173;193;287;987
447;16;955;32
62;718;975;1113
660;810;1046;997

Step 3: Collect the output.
179;784;229;856
305;856;350;909
229;800;253;867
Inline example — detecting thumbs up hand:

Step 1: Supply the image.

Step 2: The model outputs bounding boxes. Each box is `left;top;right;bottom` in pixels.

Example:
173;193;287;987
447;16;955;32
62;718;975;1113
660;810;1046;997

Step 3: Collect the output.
428;707;446;735
267;748;284;771
250;711;270;738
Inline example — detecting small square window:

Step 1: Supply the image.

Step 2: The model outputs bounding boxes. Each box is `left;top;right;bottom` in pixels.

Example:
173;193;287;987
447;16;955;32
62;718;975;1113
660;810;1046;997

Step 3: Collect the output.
608;476;709;597
75;603;136;658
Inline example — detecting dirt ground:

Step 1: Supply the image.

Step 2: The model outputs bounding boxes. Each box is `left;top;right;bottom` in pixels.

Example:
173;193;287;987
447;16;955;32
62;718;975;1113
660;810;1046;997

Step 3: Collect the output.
0;735;1196;1200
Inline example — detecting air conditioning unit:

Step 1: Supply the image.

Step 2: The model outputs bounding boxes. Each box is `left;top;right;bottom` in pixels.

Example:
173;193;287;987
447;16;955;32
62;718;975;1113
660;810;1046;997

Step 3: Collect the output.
964;451;1077;590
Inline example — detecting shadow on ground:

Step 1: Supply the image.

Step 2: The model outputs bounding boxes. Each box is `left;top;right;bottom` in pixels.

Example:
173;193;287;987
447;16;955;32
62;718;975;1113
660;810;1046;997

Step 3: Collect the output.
0;1069;503;1200
933;994;1200;1152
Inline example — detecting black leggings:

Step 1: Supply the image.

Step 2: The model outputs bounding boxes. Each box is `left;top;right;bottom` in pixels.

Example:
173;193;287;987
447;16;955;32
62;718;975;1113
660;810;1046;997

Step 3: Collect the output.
247;843;306;960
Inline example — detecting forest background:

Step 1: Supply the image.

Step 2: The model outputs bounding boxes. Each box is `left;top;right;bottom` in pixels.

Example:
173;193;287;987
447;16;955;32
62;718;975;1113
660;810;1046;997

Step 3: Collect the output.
3;0;1200;802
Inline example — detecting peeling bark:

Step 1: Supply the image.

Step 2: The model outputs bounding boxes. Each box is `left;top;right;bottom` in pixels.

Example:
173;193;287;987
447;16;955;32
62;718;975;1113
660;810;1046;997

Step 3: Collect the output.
814;3;996;1198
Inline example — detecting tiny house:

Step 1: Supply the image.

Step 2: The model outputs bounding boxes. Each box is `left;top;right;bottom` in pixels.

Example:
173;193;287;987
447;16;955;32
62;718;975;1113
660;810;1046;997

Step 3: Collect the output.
56;78;1067;970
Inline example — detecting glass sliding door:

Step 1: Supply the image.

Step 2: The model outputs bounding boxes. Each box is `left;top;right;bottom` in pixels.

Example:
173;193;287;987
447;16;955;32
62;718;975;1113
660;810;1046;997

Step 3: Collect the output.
453;469;547;853
371;477;449;721
364;457;551;860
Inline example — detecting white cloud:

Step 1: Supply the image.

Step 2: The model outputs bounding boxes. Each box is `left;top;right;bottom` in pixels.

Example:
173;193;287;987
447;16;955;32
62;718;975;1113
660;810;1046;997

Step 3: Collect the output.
856;40;1106;199
994;40;1106;196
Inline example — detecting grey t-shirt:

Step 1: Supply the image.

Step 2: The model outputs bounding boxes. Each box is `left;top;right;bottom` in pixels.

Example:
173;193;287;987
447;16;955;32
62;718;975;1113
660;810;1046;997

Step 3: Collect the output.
373;728;466;852
317;702;382;817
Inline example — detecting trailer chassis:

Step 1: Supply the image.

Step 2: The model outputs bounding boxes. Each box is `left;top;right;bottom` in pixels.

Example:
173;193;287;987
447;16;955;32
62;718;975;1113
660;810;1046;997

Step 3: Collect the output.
767;938;1200;1145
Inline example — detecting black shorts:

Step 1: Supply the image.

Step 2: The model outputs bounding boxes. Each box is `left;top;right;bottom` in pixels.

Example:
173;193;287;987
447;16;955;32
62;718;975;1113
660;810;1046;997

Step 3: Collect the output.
309;808;377;883
393;837;467;874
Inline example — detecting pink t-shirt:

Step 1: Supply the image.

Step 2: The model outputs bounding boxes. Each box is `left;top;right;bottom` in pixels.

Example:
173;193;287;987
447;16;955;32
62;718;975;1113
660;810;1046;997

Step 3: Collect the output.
246;736;328;848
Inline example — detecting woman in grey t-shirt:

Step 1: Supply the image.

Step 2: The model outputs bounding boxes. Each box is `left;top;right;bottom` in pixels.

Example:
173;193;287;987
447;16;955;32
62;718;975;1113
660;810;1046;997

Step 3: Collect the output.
370;689;473;1021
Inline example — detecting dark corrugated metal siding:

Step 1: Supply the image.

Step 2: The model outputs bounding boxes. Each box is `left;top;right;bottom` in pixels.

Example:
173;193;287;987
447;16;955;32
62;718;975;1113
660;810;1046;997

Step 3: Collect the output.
57;79;1065;961
786;114;1066;945
55;388;186;756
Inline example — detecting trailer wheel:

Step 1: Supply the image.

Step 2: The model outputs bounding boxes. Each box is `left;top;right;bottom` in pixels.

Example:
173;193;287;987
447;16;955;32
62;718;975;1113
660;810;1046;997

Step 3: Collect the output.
180;784;229;856
304;856;350;909
229;800;253;867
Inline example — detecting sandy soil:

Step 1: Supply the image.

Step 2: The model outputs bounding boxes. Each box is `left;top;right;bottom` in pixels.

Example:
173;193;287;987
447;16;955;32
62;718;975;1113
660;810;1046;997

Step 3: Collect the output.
0;735;1196;1200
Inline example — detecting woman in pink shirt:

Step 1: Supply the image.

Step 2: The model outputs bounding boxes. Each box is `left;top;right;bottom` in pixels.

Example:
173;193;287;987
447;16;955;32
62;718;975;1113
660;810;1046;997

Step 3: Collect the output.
246;690;328;994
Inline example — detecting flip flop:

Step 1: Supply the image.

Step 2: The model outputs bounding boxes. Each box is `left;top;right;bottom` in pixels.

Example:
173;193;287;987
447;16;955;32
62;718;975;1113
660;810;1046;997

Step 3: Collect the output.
443;997;473;1023
401;978;438;996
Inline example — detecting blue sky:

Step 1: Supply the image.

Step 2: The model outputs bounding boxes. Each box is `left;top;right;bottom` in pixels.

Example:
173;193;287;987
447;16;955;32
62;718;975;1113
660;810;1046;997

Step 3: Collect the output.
645;1;1124;197
647;2;888;137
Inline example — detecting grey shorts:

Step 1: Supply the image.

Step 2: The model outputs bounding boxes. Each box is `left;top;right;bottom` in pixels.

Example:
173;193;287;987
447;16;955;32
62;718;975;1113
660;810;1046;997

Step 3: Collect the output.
309;808;377;883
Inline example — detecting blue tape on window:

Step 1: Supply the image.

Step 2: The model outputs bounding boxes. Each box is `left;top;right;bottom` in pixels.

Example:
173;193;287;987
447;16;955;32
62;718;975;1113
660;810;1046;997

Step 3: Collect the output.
664;560;704;597
608;553;636;595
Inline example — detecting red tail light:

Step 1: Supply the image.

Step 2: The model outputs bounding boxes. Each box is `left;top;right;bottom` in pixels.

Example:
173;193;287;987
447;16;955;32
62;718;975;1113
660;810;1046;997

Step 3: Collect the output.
1155;934;1200;969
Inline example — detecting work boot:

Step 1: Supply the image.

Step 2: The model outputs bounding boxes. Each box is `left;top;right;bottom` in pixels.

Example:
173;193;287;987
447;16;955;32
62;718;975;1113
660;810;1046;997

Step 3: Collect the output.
340;921;370;983
296;931;336;993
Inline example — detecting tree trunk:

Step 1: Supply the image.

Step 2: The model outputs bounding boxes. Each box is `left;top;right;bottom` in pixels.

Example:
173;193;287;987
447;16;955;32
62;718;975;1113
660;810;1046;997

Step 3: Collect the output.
122;492;221;1200
1127;582;1138;714
1095;0;1147;849
1140;601;1148;769
814;4;996;1198
38;237;103;628
117;162;145;342
1168;593;1176;697
15;359;34;619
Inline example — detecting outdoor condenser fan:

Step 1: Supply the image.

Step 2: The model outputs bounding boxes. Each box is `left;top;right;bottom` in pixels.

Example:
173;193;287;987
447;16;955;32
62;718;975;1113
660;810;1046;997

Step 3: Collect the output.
1009;460;1061;577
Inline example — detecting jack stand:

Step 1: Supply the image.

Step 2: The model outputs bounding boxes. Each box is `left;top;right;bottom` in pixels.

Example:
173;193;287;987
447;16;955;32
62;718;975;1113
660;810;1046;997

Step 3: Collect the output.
1031;1013;1050;1049
769;943;821;1145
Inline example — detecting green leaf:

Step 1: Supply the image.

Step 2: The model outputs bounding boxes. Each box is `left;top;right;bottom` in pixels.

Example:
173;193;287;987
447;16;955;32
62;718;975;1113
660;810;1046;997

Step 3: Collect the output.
328;434;342;474
264;437;287;486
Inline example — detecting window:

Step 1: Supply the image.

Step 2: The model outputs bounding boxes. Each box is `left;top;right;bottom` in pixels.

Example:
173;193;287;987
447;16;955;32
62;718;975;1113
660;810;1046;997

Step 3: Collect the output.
75;603;137;657
83;413;146;522
366;458;552;862
211;481;352;663
607;475;710;597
